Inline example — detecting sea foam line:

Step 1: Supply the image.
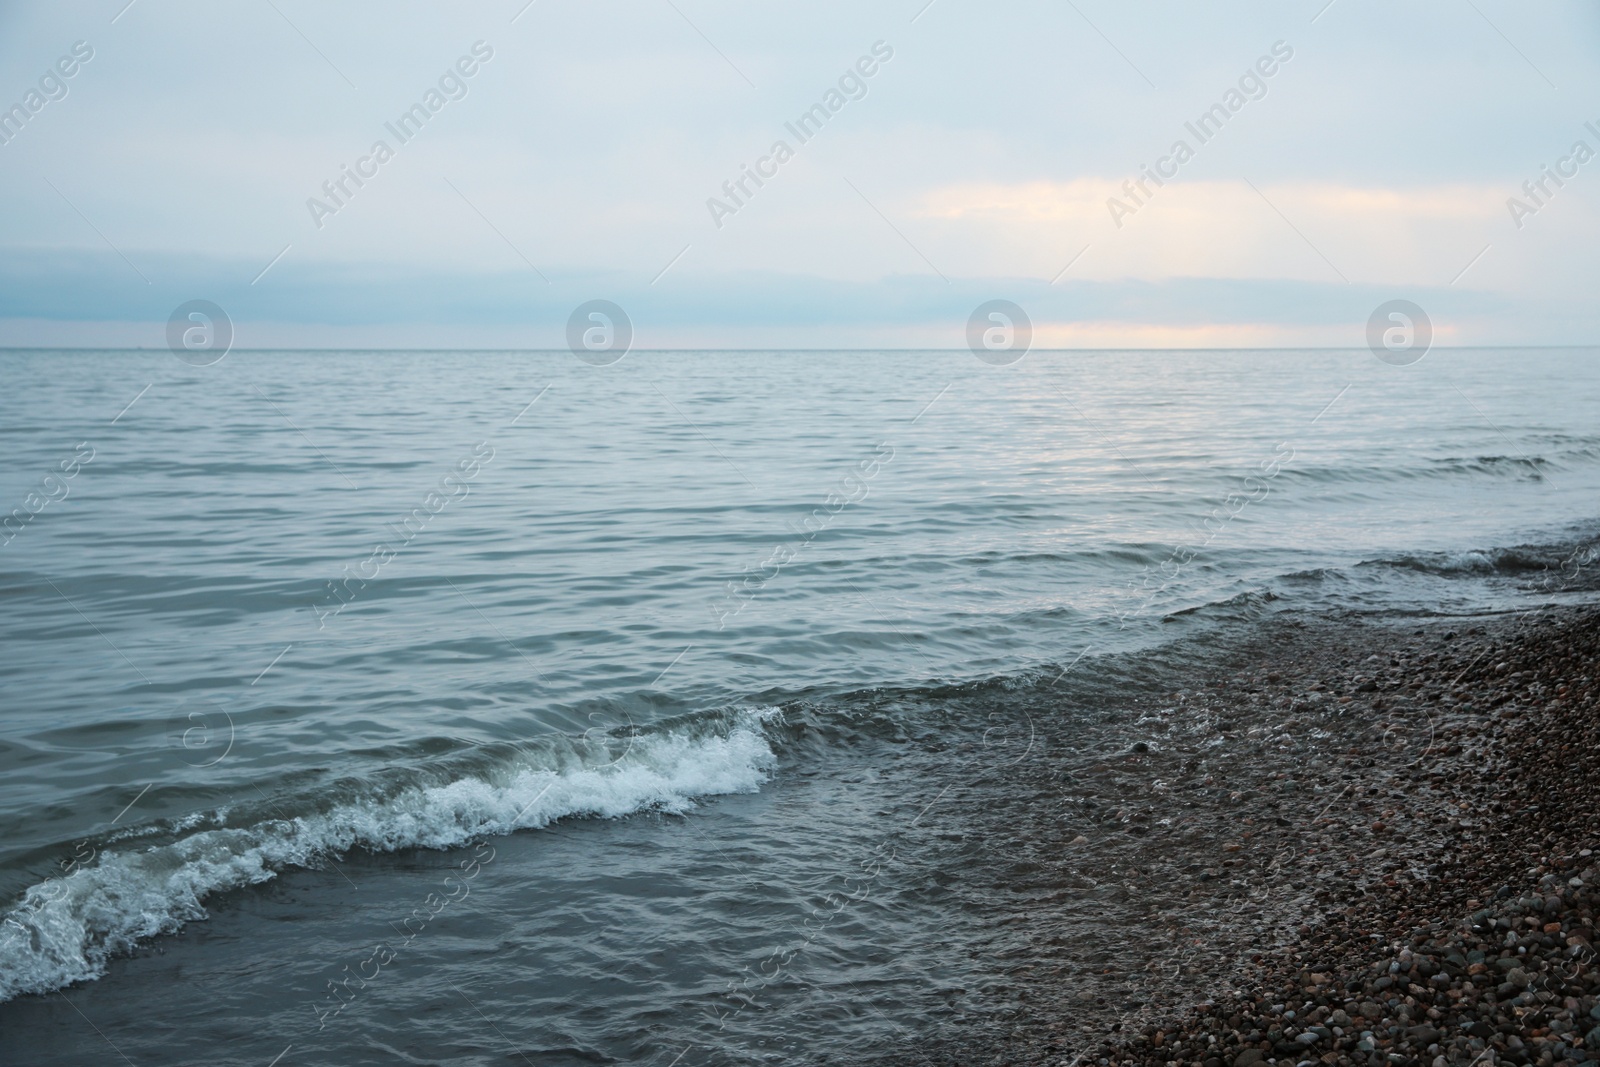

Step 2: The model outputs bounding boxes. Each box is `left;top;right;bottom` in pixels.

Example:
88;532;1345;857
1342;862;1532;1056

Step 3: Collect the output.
0;711;779;1003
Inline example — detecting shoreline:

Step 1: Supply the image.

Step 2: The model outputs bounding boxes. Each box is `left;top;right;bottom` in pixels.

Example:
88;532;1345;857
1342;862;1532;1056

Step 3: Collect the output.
4;592;1597;1062
883;602;1600;1067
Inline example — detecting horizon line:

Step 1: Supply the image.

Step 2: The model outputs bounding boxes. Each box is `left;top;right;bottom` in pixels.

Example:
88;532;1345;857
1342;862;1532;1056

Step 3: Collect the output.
1;344;1595;353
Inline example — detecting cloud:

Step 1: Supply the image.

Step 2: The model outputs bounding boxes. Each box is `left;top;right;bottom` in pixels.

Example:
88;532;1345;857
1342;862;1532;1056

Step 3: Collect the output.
0;0;1596;346
0;244;1558;350
905;178;1551;287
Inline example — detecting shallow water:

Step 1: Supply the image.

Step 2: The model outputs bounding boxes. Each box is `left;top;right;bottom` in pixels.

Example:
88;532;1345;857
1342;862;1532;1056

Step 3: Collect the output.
0;348;1596;1064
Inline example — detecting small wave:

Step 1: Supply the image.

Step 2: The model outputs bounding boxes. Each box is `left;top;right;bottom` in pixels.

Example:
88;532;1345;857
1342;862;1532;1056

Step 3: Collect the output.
1277;567;1349;584
1362;545;1575;577
1162;588;1279;621
1284;453;1558;487
0;709;779;1003
1451;455;1550;471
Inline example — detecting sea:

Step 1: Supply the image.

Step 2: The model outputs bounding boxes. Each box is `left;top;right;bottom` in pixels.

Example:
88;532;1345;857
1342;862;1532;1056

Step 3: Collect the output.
0;348;1596;1066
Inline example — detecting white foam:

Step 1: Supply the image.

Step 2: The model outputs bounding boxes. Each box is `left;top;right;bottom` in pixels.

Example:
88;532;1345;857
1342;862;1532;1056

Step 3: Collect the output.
0;711;779;1002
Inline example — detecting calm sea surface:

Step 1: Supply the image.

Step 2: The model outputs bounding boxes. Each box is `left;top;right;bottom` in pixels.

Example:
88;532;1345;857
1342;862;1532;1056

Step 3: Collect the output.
0;349;1596;1065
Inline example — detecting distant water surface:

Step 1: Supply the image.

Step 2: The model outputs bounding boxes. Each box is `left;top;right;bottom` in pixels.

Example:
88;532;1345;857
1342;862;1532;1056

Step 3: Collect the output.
0;348;1596;1065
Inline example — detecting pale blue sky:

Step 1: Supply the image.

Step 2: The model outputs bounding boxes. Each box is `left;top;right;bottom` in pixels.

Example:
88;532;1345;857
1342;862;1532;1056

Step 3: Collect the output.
0;0;1595;347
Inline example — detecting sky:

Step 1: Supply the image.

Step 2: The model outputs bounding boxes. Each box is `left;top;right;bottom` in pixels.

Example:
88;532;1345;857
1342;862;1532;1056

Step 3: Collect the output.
0;0;1596;349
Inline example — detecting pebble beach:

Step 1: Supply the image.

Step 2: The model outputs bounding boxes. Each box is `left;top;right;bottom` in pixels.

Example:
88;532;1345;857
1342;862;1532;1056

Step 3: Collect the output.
885;601;1600;1067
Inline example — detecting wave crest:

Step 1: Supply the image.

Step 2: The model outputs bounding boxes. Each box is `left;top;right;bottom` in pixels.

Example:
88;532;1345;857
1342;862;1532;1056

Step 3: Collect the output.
0;709;779;1002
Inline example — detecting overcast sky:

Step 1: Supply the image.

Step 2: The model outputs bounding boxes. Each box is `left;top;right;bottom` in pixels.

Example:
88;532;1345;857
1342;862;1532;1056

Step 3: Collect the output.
0;0;1596;348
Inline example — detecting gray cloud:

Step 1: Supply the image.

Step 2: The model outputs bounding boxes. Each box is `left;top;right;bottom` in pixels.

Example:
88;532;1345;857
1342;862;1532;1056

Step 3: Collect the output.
0;0;1595;345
